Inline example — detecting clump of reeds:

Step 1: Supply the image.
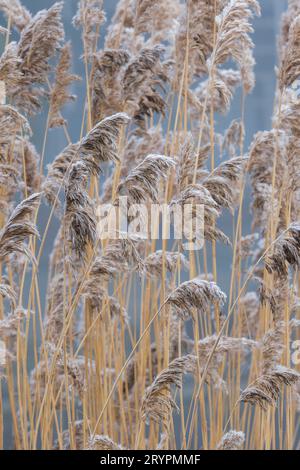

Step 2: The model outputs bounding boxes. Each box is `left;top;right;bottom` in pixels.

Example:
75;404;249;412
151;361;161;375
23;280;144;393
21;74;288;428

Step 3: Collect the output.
0;0;300;452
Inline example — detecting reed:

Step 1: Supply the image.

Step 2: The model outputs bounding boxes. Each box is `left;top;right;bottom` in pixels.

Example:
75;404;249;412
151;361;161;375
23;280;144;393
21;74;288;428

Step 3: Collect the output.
0;0;300;450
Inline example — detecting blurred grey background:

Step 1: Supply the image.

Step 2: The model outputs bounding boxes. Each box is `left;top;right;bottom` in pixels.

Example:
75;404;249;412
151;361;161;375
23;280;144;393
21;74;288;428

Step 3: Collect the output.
0;0;288;448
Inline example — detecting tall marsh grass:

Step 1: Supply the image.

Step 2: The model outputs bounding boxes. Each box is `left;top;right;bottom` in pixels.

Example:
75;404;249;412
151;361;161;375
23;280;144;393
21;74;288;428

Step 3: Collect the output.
0;0;300;450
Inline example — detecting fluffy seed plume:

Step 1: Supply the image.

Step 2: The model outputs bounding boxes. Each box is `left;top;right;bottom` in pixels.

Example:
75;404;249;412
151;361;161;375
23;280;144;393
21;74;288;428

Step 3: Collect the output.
211;0;260;69
49;42;80;128
43;143;80;207
264;224;300;277
177;133;210;190
144;250;189;278
78;112;130;174
0;0;32;32
61;115;129;253
14;138;41;195
0;42;22;95
55;352;86;400
53;420;84;450
261;323;285;374
12;2;64;114
141;355;197;424
171;183;230;245
222;120;245;157
203;156;247;212
0;308;28;339
217;430;245;450
167;277;226;320
172;184;220;212
134;0;160;35
197;334;258;390
81;256;120;305
279;14;300;89
73;0;106;59
199;0;260;100
65;161;96;257
87;435;125;450
117;154;175;203
248;129;286;229
239;365;300;411
0;104;30;141
0;193;40;262
122;45;165;115
91;48;130;121
0;283;17;310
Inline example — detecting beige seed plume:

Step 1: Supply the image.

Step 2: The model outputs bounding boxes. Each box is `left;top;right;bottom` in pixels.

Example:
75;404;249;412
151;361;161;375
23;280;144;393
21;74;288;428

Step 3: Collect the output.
53;420;84;450
0;0;32;32
279;13;300;90
99;233;145;272
167;277;226;320
175;0;216;81
65;161;96;258
64;113;129;255
211;0;260;69
171;183;230;245
0;42;22;95
141;355;197;424
73;0;106;59
45;275;70;344
279;0;300;62
0;165;18;217
0;193;40;263
87;435;125;450
122;45;165;112
217;430;245;450
117;154;175;203
222;119;245;157
49;42;80;129
171;183;226;242
91;49;130;122
0;283;17;311
264;224;300;277
83;284;128;321
82;257;120;305
195;68;243;114
237;232;258;260
78;112;130;175
198;0;260;104
134;0;160;35
0;308;28;339
144;250;189;278
172;184;220;213
43;143;80;207
0;104;30;141
104;0;136;49
56;352;86;401
256;278;277;318
248;129;286;229
177;133;210;190
239;365;300;411
197;334;258;390
14;138;41;195
198;334;258;359
261;323;285;374
12;2;64;114
214;77;235;111
203;156;248;212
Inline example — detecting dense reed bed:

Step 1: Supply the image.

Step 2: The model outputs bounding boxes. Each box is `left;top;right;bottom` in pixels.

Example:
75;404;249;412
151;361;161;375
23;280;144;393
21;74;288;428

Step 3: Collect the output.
0;0;300;450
